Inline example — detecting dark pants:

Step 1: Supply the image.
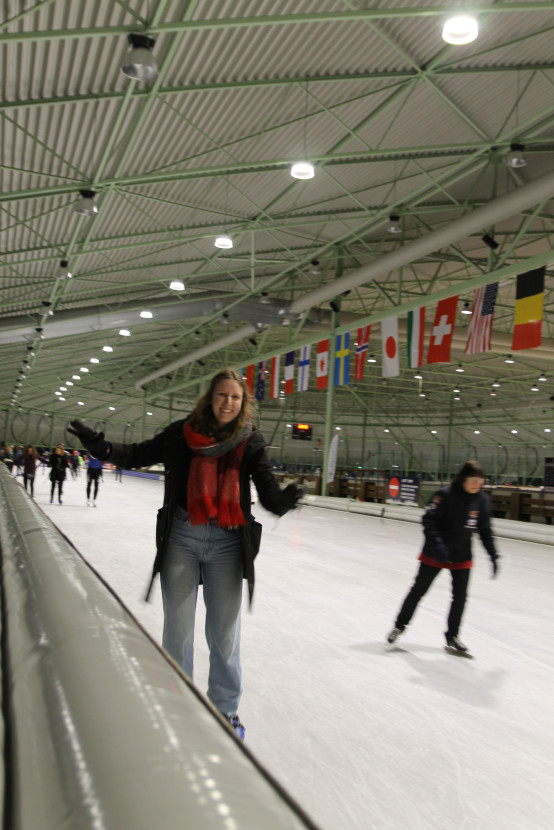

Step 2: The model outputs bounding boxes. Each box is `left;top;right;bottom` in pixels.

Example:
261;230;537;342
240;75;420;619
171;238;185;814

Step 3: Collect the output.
24;472;35;496
395;563;471;639
87;469;101;500
50;477;64;502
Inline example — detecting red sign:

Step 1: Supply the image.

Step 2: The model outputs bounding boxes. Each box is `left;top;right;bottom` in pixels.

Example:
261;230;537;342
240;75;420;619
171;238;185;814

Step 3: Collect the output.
388;477;400;497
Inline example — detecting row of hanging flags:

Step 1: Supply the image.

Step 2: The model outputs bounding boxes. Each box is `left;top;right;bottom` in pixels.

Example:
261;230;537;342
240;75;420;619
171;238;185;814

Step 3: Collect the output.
244;267;545;400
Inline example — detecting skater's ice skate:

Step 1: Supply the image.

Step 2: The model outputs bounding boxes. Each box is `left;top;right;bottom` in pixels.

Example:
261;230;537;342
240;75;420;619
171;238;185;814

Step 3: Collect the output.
387;626;403;645
445;635;472;657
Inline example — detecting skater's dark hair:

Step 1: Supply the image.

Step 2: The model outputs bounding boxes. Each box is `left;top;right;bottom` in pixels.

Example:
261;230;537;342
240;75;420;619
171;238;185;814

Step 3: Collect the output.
453;460;484;486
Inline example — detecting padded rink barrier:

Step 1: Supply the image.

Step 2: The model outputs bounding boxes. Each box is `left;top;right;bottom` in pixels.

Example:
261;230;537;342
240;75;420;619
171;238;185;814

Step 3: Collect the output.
0;466;321;830
304;494;554;546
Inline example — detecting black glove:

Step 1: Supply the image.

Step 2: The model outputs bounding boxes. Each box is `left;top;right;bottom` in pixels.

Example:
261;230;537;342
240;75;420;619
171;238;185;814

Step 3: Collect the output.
490;554;499;578
433;540;449;562
282;483;303;512
67;420;110;460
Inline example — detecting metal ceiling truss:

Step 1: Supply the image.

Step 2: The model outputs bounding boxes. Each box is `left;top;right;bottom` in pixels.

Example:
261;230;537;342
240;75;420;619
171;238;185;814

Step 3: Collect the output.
1;1;553;463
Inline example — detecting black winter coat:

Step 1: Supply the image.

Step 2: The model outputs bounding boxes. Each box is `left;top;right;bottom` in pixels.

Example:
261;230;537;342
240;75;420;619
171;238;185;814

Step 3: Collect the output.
422;482;497;565
106;418;299;601
49;453;69;482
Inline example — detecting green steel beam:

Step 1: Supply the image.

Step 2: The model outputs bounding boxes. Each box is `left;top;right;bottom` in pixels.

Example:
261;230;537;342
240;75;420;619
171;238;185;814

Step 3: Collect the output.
2;6;554;44
2;64;554;114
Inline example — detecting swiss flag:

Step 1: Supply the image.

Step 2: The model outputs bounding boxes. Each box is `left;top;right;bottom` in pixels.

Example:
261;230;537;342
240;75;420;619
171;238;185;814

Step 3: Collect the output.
427;296;458;363
316;339;329;389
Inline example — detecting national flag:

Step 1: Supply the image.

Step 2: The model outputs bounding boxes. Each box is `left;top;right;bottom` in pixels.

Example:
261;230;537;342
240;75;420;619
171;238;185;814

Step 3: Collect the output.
284;351;295;394
298;345;311;392
245;364;255;396
426;295;458;363
270;355;280;399
407;307;425;368
354;325;371;381
512;267;545;350
381;317;399;377
333;332;350;386
316;339;329;389
255;360;266;401
464;283;498;355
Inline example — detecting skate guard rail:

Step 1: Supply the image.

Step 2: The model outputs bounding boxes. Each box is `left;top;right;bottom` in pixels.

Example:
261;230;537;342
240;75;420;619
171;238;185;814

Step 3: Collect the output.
303;494;554;547
0;466;320;830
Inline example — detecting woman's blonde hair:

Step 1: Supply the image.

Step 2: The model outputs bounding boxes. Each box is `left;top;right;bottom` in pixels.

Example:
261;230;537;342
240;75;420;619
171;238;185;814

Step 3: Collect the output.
189;368;254;439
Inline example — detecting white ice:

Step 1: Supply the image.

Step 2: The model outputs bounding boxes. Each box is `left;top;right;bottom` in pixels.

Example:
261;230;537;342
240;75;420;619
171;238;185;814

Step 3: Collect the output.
27;466;554;830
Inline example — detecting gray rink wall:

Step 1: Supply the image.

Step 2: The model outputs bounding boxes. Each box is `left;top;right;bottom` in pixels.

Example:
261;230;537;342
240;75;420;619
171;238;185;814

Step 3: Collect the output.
0;466;320;830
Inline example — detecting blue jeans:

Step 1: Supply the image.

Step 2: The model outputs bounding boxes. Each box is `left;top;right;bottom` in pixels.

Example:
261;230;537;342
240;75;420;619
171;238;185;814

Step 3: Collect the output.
160;507;244;715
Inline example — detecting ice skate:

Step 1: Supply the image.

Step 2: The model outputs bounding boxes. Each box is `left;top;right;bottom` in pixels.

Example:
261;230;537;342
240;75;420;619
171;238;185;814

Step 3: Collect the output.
387;626;403;645
445;635;472;657
225;714;245;740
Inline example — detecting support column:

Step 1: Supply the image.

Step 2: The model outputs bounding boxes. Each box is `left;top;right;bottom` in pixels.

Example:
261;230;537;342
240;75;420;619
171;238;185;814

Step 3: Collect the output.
321;312;338;496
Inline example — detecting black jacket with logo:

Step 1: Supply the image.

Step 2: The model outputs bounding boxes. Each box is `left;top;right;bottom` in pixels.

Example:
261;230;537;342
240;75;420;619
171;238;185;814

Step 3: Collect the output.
421;482;497;566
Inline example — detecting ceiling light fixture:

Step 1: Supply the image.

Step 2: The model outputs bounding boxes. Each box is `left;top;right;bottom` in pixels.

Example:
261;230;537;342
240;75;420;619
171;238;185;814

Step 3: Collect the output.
57;259;72;279
538;374;547;382
73;375;81;380
221;313;230;325
531;385;540;392
492;380;500;388
140;310;153;318
170;279;185;291
80;367;89;373
456;364;464;373
102;346;113;352
505;355;515;364
505;142;527;169
121;33;158;82
290;161;315;179
482;233;499;250
119;329;131;336
442;15;478;45
461;301;472;315
90;357;100;364
214;234;233;249
74;189;98;216
309;259;321;275
387;214;402;234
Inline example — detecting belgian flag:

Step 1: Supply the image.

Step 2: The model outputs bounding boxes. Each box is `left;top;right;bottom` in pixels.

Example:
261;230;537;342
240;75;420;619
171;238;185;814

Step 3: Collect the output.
511;266;545;350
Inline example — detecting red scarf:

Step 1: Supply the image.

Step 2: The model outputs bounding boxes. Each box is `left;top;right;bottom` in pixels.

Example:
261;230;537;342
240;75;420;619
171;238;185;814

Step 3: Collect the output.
184;423;248;528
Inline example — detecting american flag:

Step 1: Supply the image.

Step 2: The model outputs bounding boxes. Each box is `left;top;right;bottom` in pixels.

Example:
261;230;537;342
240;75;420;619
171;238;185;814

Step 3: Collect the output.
464;283;498;355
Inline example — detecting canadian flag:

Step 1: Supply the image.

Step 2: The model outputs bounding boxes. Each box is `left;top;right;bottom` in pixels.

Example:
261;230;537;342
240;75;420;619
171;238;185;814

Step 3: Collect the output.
270;355;280;399
427;296;458;363
381;317;399;377
316;339;329;389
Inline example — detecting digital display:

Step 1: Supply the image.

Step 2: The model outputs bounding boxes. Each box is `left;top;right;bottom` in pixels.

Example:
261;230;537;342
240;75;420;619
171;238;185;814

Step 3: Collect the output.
292;423;313;440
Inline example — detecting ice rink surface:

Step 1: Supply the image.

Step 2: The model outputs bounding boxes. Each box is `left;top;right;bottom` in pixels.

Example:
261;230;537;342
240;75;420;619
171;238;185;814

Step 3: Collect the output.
28;466;554;830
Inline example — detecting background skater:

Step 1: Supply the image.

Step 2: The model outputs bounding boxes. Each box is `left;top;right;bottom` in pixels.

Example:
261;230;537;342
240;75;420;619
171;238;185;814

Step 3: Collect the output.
49;444;69;504
387;460;499;655
86;453;103;506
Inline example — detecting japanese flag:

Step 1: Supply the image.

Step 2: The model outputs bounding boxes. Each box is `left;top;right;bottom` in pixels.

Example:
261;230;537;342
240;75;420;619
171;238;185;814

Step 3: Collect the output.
381;317;399;377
